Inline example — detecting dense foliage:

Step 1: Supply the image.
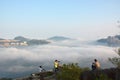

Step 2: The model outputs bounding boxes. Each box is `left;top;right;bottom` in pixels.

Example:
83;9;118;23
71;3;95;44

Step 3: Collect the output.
56;63;89;80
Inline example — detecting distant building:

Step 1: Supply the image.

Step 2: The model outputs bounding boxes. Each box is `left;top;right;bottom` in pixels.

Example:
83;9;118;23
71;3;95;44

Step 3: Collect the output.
0;39;28;47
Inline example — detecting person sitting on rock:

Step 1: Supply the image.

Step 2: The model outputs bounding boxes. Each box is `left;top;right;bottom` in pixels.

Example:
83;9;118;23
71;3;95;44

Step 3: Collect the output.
39;66;45;72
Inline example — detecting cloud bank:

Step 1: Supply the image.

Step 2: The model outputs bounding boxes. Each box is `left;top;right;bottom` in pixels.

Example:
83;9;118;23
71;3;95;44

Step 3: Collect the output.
0;40;119;78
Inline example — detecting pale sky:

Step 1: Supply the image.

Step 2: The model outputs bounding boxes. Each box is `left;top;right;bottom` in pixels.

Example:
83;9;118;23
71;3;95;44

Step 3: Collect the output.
0;0;120;40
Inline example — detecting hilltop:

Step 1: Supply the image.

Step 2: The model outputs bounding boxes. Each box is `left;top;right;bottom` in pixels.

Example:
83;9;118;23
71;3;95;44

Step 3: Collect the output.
48;36;72;41
14;63;120;80
97;35;120;46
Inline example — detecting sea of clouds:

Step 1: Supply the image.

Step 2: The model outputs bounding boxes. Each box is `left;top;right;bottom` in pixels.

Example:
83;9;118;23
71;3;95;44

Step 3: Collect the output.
0;39;119;78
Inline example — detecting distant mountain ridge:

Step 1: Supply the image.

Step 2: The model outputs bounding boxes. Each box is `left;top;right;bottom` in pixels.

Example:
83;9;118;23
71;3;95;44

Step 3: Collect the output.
14;36;50;45
0;38;4;40
0;36;50;47
97;35;120;46
0;36;73;47
14;36;30;41
48;36;71;41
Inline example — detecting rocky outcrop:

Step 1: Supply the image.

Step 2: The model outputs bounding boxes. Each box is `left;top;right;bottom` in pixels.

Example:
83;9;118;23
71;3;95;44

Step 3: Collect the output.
80;68;120;80
15;71;54;80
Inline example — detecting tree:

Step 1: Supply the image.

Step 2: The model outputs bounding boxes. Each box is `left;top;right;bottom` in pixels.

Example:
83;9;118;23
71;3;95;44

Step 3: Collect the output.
109;48;120;68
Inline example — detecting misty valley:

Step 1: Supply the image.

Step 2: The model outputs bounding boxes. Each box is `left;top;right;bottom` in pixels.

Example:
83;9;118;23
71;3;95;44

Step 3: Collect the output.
0;36;119;78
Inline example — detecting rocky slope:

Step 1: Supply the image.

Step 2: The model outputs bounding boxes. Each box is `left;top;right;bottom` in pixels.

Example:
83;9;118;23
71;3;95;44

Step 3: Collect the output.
15;71;55;80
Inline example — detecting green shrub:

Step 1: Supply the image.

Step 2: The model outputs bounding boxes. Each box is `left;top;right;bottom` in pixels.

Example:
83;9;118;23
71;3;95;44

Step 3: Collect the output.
56;63;89;80
95;74;112;80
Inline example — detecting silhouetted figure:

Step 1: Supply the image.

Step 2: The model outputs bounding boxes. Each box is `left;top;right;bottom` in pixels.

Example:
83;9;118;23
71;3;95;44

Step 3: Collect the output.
91;62;96;71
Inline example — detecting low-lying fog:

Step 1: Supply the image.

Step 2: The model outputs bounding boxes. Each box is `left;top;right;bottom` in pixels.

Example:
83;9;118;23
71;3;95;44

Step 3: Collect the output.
0;39;119;78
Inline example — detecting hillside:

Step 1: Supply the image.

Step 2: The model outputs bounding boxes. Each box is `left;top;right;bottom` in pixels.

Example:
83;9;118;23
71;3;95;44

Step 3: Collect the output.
14;64;120;80
97;35;120;46
14;36;50;45
0;36;50;47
